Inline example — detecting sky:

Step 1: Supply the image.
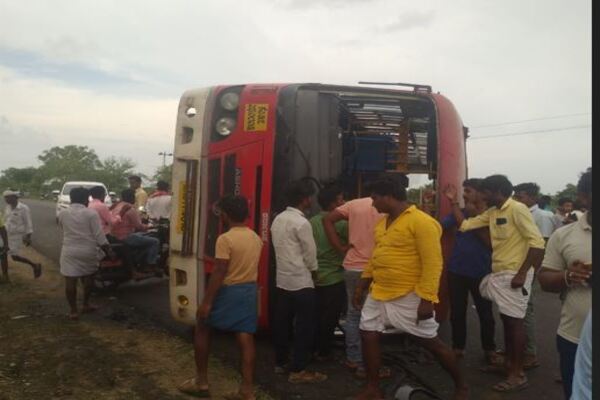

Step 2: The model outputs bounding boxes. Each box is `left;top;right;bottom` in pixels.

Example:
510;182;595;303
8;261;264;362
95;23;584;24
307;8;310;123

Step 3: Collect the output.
0;0;591;194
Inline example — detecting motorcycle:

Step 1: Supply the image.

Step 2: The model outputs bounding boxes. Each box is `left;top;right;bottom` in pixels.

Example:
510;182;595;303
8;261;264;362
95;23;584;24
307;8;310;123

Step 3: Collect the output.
93;216;170;290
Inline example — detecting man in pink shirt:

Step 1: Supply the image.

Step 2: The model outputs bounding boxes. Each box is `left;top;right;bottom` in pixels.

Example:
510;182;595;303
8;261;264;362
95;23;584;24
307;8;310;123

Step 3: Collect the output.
323;189;386;379
110;189;160;279
88;186;121;237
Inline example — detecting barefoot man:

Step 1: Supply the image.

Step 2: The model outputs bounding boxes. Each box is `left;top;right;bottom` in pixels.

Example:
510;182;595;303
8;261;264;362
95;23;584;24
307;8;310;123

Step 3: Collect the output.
179;195;263;399
58;187;114;320
354;177;468;400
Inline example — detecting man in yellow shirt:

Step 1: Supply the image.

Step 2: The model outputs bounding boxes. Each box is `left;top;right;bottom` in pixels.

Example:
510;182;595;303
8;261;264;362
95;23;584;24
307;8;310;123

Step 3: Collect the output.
444;174;545;393
353;178;467;400
128;175;148;209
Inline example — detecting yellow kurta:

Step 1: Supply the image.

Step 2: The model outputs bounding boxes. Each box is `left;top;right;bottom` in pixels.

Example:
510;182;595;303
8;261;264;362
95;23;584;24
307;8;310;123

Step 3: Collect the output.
362;205;443;303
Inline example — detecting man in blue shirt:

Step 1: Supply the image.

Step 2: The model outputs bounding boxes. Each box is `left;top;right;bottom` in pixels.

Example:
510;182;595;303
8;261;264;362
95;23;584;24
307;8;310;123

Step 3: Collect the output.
442;178;498;365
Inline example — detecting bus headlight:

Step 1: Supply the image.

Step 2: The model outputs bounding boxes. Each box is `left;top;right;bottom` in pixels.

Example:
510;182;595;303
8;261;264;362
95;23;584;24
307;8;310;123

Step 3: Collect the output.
215;117;236;136
219;92;239;111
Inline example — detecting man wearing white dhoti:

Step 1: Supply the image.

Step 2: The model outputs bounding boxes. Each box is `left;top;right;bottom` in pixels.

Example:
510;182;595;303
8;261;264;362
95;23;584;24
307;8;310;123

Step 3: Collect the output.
2;189;42;279
58;187;114;320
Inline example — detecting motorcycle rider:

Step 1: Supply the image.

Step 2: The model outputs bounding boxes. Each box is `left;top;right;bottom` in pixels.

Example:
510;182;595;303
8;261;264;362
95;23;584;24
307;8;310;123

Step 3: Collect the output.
110;189;160;280
146;180;171;221
88;186;122;240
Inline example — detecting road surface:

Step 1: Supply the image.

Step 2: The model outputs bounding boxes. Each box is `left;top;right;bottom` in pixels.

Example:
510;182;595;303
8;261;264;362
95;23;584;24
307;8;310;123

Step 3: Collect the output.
16;198;565;400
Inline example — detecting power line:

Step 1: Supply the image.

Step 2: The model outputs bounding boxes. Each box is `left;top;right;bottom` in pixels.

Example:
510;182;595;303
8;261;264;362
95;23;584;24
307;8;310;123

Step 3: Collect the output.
469;125;591;140
471;113;590;129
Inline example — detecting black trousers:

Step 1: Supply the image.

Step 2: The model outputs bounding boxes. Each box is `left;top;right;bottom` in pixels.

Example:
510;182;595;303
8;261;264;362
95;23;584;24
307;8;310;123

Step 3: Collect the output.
273;287;316;372
314;281;346;357
448;271;496;351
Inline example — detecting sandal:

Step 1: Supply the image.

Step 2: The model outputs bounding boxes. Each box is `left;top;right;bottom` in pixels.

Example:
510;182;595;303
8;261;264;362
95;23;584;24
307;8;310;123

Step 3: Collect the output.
524;358;540;370
344;359;360;371
178;378;210;398
492;377;529;392
355;366;392;380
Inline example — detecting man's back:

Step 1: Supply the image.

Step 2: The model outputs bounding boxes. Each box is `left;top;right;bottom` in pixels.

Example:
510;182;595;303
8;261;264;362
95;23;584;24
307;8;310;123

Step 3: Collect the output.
334;197;384;269
147;194;171;220
60;204;105;247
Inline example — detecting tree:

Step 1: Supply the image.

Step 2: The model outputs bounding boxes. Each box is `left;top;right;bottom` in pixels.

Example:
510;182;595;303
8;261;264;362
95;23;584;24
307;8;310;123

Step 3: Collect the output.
94;157;136;193
37;145;102;183
153;164;173;186
0;167;39;193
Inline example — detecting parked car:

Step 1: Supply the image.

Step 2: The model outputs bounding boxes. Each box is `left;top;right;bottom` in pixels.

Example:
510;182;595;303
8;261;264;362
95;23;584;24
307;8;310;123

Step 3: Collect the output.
56;181;112;220
51;189;60;201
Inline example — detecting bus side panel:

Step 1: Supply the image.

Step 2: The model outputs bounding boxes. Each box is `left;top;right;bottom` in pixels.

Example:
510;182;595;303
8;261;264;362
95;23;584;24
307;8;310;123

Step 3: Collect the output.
203;84;281;329
241;85;279;330
169;88;212;326
432;94;467;322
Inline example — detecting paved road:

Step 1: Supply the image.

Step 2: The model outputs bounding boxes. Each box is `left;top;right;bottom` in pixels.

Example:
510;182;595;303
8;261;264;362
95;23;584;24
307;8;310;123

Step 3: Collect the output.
18;198;564;400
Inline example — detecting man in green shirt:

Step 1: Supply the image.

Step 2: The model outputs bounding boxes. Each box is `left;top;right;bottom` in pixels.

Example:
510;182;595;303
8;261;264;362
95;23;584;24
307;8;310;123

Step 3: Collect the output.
310;184;348;360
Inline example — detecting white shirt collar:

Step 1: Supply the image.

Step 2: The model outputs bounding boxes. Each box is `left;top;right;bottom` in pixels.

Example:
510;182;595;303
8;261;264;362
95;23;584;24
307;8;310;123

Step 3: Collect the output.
285;206;305;217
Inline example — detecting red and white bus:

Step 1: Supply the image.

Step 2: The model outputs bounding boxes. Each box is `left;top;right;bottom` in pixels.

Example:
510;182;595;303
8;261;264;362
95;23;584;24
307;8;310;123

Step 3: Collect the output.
168;82;468;329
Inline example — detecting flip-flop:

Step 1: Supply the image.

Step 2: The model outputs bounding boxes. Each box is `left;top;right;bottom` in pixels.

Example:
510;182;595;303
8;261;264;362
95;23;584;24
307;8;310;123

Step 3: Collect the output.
492;378;529;392
355;366;392;380
178;378;210;398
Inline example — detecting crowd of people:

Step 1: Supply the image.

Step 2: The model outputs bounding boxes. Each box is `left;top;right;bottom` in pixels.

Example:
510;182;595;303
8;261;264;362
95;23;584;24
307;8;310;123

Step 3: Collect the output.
0;176;173;319
0;168;591;400
176;169;591;400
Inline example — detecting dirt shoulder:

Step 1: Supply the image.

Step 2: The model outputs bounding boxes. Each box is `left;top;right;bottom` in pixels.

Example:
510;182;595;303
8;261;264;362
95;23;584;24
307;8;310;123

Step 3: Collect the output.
0;248;272;400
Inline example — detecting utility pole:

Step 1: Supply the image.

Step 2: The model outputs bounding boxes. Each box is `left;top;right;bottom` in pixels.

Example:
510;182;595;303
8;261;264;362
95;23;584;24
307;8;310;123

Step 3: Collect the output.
158;151;173;168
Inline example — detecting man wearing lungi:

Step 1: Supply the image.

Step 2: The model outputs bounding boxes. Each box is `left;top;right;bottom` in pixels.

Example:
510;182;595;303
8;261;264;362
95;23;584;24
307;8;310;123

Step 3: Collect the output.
179;195;263;400
58;187;114;320
353;177;467;400
2;189;41;279
444;174;545;393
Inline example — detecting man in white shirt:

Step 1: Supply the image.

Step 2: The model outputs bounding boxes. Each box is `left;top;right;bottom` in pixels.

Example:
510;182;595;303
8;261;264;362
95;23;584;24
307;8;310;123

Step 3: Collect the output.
513;182;556;241
59;187;114;320
2;190;41;278
146;180;172;221
512;182;557;370
270;179;327;384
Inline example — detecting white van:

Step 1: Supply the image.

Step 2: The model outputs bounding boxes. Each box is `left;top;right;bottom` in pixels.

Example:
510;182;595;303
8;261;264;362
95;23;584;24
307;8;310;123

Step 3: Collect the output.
56;181;112;219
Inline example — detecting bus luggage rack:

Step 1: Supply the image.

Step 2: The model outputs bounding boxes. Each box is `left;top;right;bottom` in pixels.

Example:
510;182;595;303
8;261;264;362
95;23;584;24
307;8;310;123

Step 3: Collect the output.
339;93;430;173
